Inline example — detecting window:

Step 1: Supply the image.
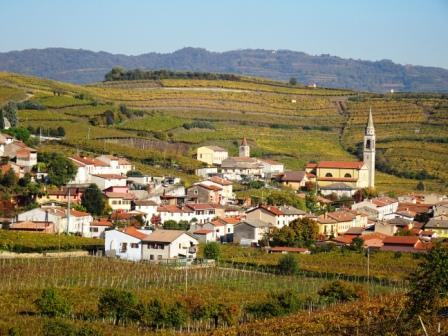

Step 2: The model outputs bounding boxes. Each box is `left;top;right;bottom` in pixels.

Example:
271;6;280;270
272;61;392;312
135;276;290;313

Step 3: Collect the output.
131;243;139;248
366;139;371;149
89;227;99;233
344;173;352;178
179;243;182;248
228;228;231;233
158;255;163;260
120;243;127;253
325;173;333;177
150;255;154;260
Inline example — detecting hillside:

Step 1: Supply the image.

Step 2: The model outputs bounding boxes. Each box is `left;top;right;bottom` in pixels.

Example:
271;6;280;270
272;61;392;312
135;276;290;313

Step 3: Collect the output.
1;48;448;92
0;71;447;193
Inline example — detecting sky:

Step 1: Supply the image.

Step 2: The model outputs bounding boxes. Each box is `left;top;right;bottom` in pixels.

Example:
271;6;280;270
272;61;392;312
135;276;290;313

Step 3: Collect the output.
1;0;447;69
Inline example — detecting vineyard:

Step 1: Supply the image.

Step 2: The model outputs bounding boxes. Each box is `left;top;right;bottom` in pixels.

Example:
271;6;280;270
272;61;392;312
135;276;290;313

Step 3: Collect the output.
0;71;447;192
0;255;410;335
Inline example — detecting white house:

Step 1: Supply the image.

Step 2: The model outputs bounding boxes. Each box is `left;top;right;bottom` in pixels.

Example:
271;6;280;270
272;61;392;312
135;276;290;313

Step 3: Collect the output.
192;229;216;243
96;155;133;175
196;146;228;165
91;174;127;191
17;206;93;235
233;219;271;245
245;205;305;229
104;192;135;211
185;203;218;224
88;218;112;239
200;176;235;203
105;227;149;261
141;229;198;261
352;197;398;220
133;200;158;222
258;159;284;177
157;205;194;223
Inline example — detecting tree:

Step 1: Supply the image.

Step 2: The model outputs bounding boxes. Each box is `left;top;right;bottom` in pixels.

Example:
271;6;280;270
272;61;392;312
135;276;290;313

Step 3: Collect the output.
98;289;139;326
81;184;105;216
42;320;77;336
318;280;362;303
1;102;18;127
271;217;319;246
351;236;364;252
289;77;297;86
57;127;65;137
0;109;5;129
278;254;299;275
407;244;448;317
39;153;77;186
416;181;425;191
1;169;18;187
34;288;71;318
204;242;220;260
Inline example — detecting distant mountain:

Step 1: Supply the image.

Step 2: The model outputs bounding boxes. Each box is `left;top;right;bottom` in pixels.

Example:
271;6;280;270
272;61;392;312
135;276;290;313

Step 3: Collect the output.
1;47;447;92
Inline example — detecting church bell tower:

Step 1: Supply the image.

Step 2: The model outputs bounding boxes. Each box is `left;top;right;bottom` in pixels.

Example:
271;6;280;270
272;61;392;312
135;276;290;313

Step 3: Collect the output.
239;137;250;157
363;108;375;188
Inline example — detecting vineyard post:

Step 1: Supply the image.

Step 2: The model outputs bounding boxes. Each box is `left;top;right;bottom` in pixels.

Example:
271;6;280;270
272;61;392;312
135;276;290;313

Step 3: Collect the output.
367;246;370;298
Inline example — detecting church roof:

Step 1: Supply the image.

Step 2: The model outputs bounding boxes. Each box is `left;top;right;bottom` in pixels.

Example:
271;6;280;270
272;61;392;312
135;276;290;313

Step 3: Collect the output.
366;108;375;134
241;137;248;146
317;161;365;170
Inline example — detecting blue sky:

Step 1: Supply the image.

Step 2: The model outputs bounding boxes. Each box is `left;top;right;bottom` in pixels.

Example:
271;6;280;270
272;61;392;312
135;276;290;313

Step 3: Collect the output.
1;0;447;68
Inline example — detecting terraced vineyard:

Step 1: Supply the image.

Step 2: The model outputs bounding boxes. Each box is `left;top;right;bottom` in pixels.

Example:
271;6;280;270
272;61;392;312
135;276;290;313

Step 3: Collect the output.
1;71;447;192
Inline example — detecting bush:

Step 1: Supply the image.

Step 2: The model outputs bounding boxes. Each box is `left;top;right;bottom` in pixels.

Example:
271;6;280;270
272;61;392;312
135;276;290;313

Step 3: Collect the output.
42;320;76;336
35;288;71;318
204;242;221;260
183;120;215;130
98;289;139;326
318;280;361;303
277;254;299;275
246;290;301;318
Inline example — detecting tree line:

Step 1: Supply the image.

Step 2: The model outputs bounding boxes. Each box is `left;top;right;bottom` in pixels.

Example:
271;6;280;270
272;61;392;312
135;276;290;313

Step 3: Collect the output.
104;67;241;82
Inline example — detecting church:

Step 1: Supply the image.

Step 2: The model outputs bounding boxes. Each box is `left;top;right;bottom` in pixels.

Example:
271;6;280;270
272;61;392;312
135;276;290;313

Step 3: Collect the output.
306;109;376;193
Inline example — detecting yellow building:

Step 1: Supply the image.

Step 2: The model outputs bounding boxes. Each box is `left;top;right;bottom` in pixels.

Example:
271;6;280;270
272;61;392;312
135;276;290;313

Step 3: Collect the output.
306;109;375;190
196;146;228;165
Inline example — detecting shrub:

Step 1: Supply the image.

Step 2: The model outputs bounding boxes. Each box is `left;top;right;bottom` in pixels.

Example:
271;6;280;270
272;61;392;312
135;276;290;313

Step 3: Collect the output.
318;280;361;303
98;289;139;326
277;254;299;275
42;320;76;336
35;288;71;318
204;242;221;260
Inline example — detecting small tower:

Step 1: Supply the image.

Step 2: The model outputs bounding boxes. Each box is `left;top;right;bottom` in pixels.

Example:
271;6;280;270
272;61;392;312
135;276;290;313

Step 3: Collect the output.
363;108;375;188
239;137;250;157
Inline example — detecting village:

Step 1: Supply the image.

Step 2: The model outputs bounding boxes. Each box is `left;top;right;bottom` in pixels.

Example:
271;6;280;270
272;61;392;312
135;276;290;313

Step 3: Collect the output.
1;110;447;262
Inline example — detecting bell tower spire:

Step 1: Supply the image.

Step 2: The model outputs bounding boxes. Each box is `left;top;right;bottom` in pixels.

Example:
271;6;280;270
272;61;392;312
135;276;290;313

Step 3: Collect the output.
363;107;375;188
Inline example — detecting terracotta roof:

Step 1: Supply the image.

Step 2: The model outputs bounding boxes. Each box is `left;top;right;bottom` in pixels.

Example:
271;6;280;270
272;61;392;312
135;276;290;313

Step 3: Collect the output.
241;137;248;146
122;227;148;240
196;183;222;191
208;176;232;186
134;200;158;206
398;203;432;214
371;197;398;207
280;171;306;182
70;209;90;217
210;219;225;227
9;221;54;231
257;205;284;216
143;229;188;243
306;163;318;169
383;236;419;246
316;215;337;224
327;210;356;222
212;217;240;226
194;229;214;234
91;218;112;227
186;203;216;211
70;156;108;167
317;161;365;169
157;205;193;213
104;192;135;200
15;148;32;158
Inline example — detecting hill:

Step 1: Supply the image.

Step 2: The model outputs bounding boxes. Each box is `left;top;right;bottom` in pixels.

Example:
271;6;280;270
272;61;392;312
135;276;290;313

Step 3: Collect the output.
1;48;448;92
0;71;447;193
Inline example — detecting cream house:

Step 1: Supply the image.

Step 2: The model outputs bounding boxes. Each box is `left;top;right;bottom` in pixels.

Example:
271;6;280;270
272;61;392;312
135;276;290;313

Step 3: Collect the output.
196;146;228;165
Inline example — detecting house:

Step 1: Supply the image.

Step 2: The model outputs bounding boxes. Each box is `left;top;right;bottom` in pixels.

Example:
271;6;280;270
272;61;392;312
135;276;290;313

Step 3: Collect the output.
1;139;37;172
185;203;217;224
259;159;284;177
186;183;222;204
424;219;448;238
220;157;264;180
141;229;198;261
375;217;415;236
306;161;370;189
157;205;194;224
133;200;158;222
233;219;271;245
17;206;93;235
316;209;367;238
352;197;398;220
105;227;149;261
88;218;112;238
279;171;308;190
96;155;133;175
201;176;234;203
9;221;55;233
320;183;356;197
104;192;135;211
37;185;87;204
434;201;448;217
196;146;228;165
246;205;305;229
192;229;216;243
379;236;431;253
91;174;127;190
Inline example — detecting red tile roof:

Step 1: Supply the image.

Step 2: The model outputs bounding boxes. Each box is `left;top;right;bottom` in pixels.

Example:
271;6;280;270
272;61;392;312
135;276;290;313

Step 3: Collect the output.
186;203;216;211
383;236;419;246
91;218;112;227
104;192;135;200
208;176;232;186
197;183;222;191
258;205;284;216
122;227;147;240
317;161;365;169
70;156;108;167
194;229;214;235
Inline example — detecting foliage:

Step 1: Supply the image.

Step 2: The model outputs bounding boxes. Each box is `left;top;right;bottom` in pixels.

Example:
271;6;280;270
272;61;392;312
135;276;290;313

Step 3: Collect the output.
204;242;221;260
81;184;105;216
3;127;31;142
350;237;364;252
38;152;77;186
318;280;362;303
270;218;319;247
407;244;448;317
1;102;18;127
126;170;143;177
162;220;189;231
98;289;139;326
183;120;215;130
35;288;71;317
246;290;301;318
265;190;306;210
277;254;299;275
105;68;241;81
16;100;46;110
